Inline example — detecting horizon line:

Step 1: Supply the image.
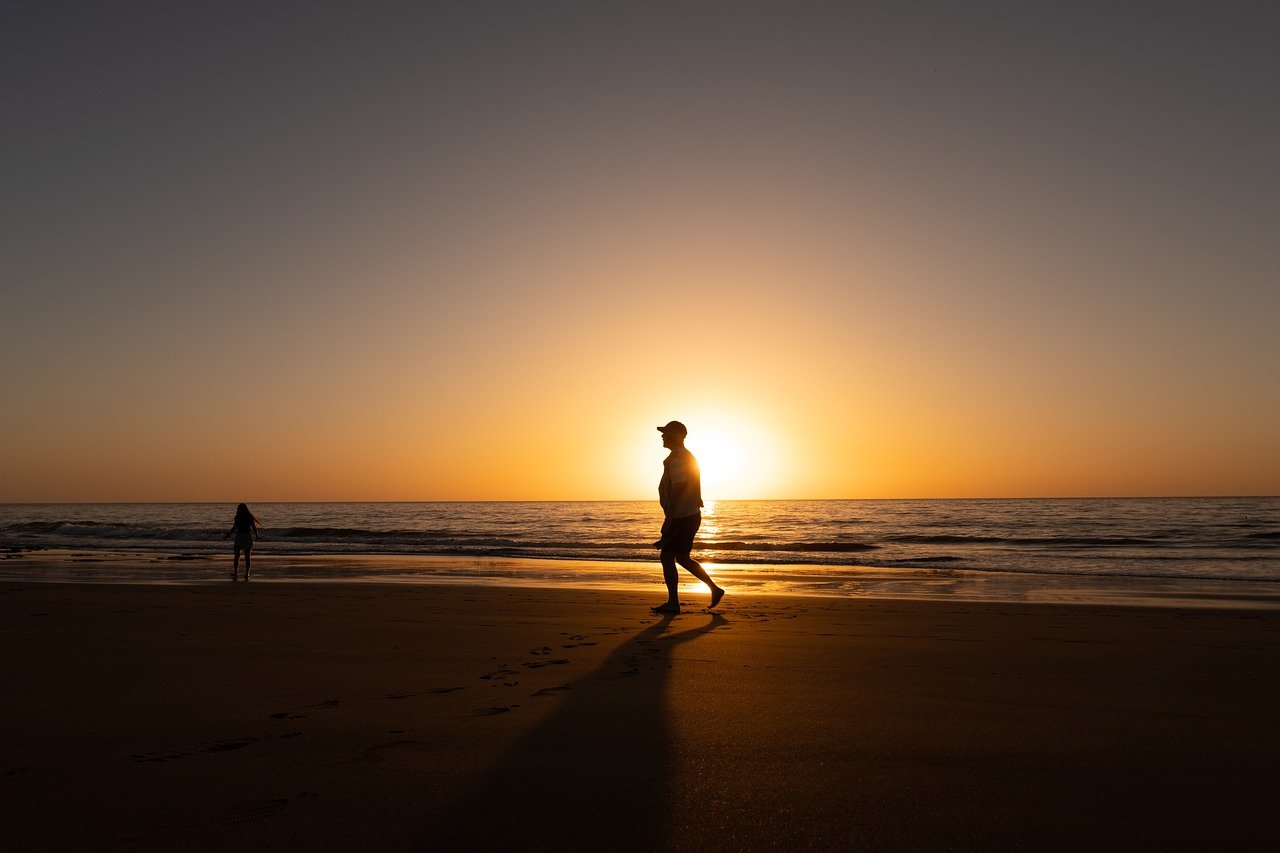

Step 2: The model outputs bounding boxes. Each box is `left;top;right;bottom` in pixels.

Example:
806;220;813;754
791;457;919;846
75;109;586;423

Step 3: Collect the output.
3;494;1278;506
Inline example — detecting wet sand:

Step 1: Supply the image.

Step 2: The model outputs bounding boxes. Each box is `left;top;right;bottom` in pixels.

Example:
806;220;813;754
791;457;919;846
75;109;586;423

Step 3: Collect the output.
3;582;1278;849
7;548;1280;609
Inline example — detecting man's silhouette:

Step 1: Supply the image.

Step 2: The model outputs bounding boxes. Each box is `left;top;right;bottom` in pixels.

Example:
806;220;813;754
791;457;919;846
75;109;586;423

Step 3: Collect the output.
652;420;724;614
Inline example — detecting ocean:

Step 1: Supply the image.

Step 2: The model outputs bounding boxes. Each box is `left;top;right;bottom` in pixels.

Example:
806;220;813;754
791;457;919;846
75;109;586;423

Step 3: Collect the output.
3;498;1278;595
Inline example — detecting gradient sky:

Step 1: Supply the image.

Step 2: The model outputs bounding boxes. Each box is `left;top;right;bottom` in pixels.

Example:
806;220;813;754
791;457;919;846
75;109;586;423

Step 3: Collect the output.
3;2;1278;501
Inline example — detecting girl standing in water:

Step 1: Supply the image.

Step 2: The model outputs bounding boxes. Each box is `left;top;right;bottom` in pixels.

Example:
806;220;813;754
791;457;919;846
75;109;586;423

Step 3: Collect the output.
226;503;260;581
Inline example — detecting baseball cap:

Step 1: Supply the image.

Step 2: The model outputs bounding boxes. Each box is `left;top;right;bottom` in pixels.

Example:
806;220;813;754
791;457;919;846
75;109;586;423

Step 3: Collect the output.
656;420;687;438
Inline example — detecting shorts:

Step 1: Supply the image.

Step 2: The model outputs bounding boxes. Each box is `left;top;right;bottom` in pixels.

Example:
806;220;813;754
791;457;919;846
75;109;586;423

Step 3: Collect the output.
657;513;701;557
234;534;253;552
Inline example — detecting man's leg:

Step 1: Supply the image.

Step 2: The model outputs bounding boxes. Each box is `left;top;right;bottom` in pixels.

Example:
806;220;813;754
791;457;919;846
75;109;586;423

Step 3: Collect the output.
676;555;725;607
653;550;681;613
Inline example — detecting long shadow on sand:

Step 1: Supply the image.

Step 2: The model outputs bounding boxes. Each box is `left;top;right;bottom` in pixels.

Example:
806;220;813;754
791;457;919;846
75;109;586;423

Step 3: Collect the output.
426;612;728;850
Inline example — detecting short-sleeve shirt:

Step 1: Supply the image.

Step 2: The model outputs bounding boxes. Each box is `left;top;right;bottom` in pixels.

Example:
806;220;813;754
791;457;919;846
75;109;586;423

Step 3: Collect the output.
659;448;703;519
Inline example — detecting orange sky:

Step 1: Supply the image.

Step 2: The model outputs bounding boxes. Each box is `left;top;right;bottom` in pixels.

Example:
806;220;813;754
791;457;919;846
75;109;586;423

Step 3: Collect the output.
3;5;1278;501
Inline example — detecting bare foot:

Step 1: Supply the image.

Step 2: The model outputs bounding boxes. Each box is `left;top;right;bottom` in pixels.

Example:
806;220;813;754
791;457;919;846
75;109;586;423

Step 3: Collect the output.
651;602;681;615
709;586;725;608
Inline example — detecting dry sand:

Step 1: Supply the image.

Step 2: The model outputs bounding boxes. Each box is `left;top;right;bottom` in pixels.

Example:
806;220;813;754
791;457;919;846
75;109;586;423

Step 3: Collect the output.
3;582;1277;850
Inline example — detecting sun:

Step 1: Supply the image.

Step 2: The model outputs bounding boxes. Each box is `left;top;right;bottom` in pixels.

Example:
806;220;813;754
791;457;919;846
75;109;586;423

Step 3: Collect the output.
681;416;775;499
689;429;745;498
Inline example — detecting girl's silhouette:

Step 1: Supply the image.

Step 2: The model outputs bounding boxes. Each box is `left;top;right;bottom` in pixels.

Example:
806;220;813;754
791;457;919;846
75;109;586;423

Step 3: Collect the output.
225;503;260;581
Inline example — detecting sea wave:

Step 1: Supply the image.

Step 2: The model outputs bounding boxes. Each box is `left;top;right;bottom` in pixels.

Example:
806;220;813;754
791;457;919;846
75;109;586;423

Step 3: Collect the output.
881;532;1280;548
4;521;221;539
6;519;1279;554
705;541;877;552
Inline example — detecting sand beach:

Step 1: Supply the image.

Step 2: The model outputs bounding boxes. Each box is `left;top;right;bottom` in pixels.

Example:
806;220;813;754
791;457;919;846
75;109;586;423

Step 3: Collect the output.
3;579;1277;849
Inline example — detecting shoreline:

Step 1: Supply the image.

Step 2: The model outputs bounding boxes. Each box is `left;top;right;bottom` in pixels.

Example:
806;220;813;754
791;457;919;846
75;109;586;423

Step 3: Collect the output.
3;548;1280;609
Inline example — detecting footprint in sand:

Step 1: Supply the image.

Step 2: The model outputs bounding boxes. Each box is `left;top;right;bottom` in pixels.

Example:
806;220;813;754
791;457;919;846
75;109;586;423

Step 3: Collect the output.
363;739;420;763
204;737;256;753
385;686;466;699
521;658;570;669
130;750;186;764
532;684;572;697
200;798;289;827
270;695;338;718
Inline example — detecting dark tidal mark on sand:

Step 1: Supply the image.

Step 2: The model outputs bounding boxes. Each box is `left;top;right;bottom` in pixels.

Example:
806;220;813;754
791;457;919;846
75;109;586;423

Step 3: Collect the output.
471;705;518;716
561;641;598;648
269;711;309;720
300;698;340;709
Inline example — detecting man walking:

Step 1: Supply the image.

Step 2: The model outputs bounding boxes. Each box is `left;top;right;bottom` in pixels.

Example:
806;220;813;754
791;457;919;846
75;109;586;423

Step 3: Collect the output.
652;420;725;614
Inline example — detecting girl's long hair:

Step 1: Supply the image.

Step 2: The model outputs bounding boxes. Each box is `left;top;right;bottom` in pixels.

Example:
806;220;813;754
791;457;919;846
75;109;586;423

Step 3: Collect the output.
234;503;260;533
